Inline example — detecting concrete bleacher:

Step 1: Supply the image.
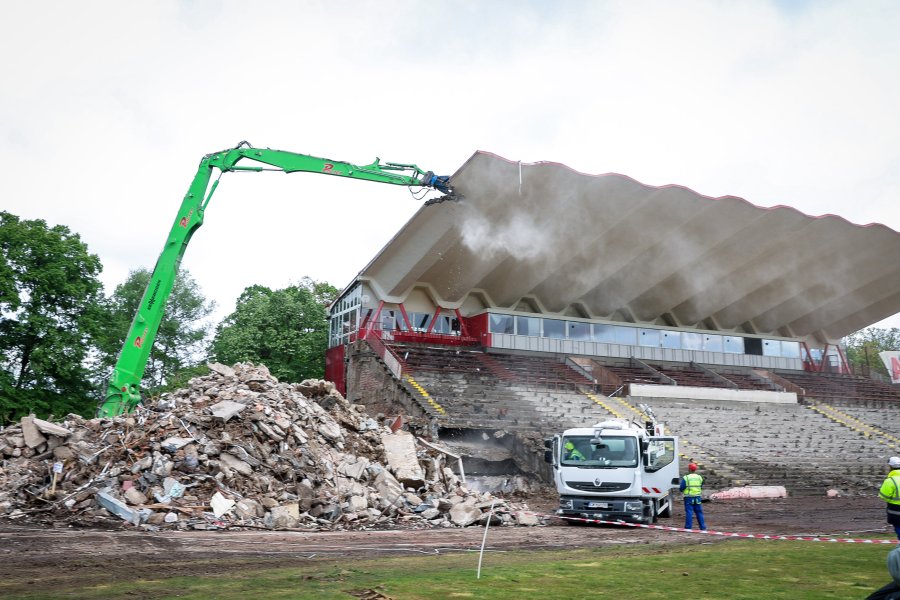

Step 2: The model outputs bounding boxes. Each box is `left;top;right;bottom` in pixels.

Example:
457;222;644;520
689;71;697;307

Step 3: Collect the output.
391;344;596;431
774;370;900;404
376;343;900;494
708;367;782;392
645;397;891;494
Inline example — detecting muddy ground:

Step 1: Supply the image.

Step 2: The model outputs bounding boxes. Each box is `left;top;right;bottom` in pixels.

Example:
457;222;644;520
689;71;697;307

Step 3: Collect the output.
0;493;890;596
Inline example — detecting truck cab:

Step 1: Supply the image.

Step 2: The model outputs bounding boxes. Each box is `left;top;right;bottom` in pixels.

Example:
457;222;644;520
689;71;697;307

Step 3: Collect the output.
545;418;679;524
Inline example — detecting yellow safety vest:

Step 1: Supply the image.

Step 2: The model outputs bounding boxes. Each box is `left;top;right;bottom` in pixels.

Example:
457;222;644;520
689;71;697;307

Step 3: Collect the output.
880;470;900;505
683;473;703;497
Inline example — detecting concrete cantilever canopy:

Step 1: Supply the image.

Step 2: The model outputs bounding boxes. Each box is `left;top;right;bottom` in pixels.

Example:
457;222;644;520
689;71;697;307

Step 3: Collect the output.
359;151;900;343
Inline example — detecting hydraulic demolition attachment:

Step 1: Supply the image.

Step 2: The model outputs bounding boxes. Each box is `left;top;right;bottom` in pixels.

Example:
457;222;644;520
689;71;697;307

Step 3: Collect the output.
98;142;454;418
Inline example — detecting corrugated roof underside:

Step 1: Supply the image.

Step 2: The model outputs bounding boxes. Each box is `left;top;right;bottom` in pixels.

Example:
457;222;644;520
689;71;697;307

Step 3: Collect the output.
361;152;900;341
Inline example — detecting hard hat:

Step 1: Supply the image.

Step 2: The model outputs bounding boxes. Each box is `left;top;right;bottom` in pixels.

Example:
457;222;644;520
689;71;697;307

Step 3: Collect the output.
564;441;574;450
889;457;900;468
688;463;698;472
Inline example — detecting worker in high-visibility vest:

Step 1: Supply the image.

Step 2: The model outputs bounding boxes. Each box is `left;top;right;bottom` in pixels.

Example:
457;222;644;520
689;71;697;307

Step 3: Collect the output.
680;462;706;530
564;441;585;461
879;457;900;540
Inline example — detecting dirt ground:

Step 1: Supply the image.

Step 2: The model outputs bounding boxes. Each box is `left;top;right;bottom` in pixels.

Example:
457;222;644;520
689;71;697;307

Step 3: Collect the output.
0;494;890;595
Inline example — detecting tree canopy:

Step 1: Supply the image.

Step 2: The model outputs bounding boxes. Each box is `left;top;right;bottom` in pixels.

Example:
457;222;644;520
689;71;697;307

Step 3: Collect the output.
211;278;338;383
0;211;104;422
843;326;900;378
95;267;215;393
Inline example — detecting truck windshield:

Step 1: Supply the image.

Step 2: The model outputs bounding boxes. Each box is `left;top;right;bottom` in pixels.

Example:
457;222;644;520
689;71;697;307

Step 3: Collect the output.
561;435;638;468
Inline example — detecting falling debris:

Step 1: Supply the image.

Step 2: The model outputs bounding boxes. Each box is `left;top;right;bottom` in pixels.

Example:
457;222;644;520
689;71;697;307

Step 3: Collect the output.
0;363;543;531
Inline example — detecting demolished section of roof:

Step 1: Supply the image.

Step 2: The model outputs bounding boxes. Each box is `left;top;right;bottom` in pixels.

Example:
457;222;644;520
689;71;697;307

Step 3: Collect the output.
360;151;900;341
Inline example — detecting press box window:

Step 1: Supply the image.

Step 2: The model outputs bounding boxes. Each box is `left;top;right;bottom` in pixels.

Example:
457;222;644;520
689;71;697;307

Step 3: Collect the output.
567;321;590;341
489;314;514;334
593;324;616;343
516;316;541;336
614;326;637;346
543;319;566;339
639;328;660;347
661;331;681;349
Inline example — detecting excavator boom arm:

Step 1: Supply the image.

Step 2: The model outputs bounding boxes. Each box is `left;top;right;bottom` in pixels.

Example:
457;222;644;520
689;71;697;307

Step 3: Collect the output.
98;143;452;417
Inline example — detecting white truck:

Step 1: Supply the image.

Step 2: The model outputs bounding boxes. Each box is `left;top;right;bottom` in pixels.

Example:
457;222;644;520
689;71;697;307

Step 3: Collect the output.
544;412;680;524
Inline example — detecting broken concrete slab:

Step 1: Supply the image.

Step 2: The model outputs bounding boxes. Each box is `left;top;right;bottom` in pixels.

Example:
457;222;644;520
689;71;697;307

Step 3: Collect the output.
20;416;47;449
209;400;247;422
160;437;193;453
267;504;299;529
32;418;71;438
97;491;144;525
219;452;253;477
711;485;788;500
381;430;425;488
449;504;482;527
210;492;236;518
337;456;369;480
207;362;236;377
514;511;539;526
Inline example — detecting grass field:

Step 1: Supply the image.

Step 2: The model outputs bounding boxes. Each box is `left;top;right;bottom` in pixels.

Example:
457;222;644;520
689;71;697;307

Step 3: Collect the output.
3;538;895;600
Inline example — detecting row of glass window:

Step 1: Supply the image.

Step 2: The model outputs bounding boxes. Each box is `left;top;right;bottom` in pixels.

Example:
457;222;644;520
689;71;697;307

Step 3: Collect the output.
488;314;801;358
381;310;461;335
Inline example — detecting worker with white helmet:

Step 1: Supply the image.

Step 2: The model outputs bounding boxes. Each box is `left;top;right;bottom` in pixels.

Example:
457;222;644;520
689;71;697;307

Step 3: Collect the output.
879;457;900;540
680;462;706;530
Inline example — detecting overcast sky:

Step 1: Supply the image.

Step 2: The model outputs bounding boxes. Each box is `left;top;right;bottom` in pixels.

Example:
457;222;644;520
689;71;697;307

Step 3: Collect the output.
2;0;899;331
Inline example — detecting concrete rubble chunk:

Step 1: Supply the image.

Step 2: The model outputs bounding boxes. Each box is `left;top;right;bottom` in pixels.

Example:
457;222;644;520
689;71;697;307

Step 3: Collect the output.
346;495;368;512
514;511;539;526
449;504;482;527
267;504;300;529
210;492;236;517
124;488;148;506
161;437;193;453
207;362;236;377
32;418;71;438
209;400;247;422
235;499;263;519
337;456;369;481
219;452;253;476
20;416;47;448
97;491;146;525
381;431;425;488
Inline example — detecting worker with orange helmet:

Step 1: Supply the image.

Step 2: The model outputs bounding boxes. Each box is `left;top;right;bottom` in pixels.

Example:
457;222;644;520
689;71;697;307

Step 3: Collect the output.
680;462;706;530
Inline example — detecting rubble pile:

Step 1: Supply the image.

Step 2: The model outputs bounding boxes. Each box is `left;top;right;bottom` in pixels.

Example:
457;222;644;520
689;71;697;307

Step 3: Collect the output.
0;363;544;531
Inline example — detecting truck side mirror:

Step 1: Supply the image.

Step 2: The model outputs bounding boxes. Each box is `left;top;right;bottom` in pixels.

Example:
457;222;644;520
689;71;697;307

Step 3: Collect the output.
544;439;554;449
544;449;553;463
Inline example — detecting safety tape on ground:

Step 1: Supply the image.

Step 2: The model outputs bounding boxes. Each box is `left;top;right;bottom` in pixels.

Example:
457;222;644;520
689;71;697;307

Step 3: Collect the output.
549;514;899;544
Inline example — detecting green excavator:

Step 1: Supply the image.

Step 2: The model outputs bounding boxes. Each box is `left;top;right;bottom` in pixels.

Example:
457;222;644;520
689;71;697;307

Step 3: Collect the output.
97;141;453;418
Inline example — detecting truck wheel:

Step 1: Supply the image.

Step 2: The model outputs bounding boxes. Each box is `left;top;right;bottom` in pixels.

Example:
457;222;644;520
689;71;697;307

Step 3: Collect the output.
658;499;672;519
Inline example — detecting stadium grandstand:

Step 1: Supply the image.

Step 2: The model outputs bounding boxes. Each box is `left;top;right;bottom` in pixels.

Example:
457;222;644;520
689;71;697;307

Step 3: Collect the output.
324;151;900;494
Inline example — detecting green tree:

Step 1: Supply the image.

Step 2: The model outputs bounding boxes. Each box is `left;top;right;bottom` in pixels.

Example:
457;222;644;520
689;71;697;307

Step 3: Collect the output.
96;268;216;393
0;211;104;423
842;326;900;378
212;278;338;383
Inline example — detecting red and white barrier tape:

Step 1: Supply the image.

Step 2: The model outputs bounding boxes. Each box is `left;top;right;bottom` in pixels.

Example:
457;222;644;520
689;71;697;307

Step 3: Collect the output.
549;514;899;544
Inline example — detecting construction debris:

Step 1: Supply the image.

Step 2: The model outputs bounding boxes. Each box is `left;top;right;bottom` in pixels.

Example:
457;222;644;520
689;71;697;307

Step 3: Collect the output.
0;363;544;531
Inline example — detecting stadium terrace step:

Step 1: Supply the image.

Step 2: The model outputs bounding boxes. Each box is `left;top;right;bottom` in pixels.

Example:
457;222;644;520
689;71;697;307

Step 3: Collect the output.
365;344;900;494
